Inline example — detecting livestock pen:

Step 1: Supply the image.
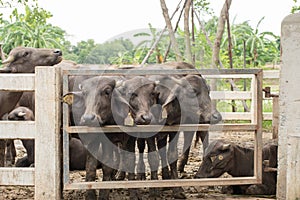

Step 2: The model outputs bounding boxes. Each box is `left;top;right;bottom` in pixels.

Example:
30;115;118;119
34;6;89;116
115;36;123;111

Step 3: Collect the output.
0;66;267;199
61;68;264;193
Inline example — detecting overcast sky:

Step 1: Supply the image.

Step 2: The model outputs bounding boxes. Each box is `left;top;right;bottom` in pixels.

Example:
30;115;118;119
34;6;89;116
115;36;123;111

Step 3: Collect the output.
11;0;297;44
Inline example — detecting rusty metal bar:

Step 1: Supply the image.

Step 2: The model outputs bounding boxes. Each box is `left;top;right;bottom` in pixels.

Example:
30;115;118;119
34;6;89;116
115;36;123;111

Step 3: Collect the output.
64;177;258;190
62;68;261;76
65;124;257;133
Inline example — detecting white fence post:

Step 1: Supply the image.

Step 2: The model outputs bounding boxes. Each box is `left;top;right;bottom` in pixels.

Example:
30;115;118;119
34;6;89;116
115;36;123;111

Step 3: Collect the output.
278;13;300;199
35;66;62;200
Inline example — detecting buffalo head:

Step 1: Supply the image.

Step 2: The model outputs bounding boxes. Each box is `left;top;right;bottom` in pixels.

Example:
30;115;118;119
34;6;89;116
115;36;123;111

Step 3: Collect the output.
154;74;222;125
7;106;34;121
116;76;159;125
194;140;234;178
0;47;62;73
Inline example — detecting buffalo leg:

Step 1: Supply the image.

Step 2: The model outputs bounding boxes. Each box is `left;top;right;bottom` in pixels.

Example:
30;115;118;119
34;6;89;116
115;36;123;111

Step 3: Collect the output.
136;138;146;180
157;133;170;179
85;140;100;200
22;139;35;166
0;140;5;167
199;131;209;154
168;133;186;199
178;131;209;172
99;138;114;200
146;136;160;198
5;139;16;166
125;136;140;200
178;131;195;172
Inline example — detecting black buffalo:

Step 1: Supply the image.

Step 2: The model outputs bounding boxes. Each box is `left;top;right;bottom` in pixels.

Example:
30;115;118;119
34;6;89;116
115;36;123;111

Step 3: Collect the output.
195;140;277;195
64;75;159;199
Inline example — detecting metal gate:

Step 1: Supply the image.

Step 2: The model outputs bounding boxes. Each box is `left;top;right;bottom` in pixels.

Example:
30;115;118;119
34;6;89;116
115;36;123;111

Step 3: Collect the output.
62;68;263;190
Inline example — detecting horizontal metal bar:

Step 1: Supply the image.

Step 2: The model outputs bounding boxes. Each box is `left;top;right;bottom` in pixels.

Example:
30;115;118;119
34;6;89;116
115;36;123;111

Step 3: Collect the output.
0;74;35;91
64;177;258;190
0;121;35;139
0;167;34;186
202;74;254;79
211;91;252;100
65;124;257;133
263;70;279;79
62;68;262;76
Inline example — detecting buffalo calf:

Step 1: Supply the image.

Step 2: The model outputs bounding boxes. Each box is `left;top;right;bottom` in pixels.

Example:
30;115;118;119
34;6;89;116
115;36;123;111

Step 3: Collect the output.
195;140;277;195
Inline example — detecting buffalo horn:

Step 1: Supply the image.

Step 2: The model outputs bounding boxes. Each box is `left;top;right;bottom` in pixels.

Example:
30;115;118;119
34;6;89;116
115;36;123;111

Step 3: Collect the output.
221;144;231;150
17;112;26;117
1;55;15;64
170;77;184;86
115;80;123;88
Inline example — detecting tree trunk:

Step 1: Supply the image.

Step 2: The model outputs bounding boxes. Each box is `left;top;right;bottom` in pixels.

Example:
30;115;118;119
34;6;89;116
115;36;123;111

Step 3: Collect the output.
193;3;250;112
184;0;192;62
141;0;183;65
160;0;183;61
212;0;232;68
164;0;187;62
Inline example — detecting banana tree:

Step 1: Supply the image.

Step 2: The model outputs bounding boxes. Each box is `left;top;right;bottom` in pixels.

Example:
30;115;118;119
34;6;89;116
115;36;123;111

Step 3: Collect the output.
0;5;66;53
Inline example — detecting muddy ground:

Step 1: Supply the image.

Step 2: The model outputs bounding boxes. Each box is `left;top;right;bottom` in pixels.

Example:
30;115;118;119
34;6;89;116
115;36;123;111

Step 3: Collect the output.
0;131;276;200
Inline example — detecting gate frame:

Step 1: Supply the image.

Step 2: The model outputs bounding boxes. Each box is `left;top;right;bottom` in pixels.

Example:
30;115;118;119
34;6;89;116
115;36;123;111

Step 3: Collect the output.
62;68;263;190
0;66;62;200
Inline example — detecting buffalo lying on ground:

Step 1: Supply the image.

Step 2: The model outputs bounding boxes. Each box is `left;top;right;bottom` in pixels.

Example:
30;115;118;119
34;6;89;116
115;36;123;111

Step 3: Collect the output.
194;139;277;195
0;47;62;167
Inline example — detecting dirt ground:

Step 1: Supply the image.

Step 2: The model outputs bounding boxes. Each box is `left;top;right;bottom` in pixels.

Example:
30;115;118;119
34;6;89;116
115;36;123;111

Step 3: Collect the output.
0;131;277;200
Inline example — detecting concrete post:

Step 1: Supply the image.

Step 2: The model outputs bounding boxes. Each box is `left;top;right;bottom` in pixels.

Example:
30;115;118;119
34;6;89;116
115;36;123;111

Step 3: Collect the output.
278;13;300;199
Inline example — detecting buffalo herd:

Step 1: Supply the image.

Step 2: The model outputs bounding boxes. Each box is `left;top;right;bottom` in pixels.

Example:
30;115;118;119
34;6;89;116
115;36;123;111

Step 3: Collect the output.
0;47;278;199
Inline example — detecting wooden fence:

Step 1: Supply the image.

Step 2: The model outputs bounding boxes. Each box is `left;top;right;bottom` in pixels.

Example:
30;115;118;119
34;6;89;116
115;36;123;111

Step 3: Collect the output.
0;67;62;199
0;67;276;199
205;70;279;122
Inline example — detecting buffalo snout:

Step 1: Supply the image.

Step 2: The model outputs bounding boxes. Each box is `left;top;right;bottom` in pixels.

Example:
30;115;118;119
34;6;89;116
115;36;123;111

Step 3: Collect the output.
135;112;153;125
53;49;62;56
80;113;101;126
210;110;222;124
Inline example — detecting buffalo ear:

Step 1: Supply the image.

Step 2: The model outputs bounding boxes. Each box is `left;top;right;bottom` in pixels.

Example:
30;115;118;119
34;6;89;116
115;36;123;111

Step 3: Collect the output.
62;92;82;105
161;85;180;109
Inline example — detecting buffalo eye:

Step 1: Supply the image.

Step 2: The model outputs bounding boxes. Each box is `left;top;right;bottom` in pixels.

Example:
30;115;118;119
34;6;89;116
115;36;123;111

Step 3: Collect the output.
150;92;157;98
130;92;137;98
23;51;29;57
104;88;111;96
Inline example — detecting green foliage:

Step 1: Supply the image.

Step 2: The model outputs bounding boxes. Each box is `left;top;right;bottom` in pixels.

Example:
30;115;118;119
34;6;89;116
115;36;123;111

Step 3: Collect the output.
292;0;300;13
90;38;133;64
0;4;67;53
133;23;170;63
220;17;280;68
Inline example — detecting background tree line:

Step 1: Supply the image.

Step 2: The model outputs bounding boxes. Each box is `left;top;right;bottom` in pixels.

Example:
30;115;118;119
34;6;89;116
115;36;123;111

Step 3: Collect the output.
0;0;282;69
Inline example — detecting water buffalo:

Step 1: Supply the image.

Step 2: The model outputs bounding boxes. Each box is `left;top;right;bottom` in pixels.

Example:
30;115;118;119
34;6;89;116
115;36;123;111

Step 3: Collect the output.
0;47;62;166
194;140;277;195
115;76;160;198
64;75;128;200
146;73;220;199
64;75;160;199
